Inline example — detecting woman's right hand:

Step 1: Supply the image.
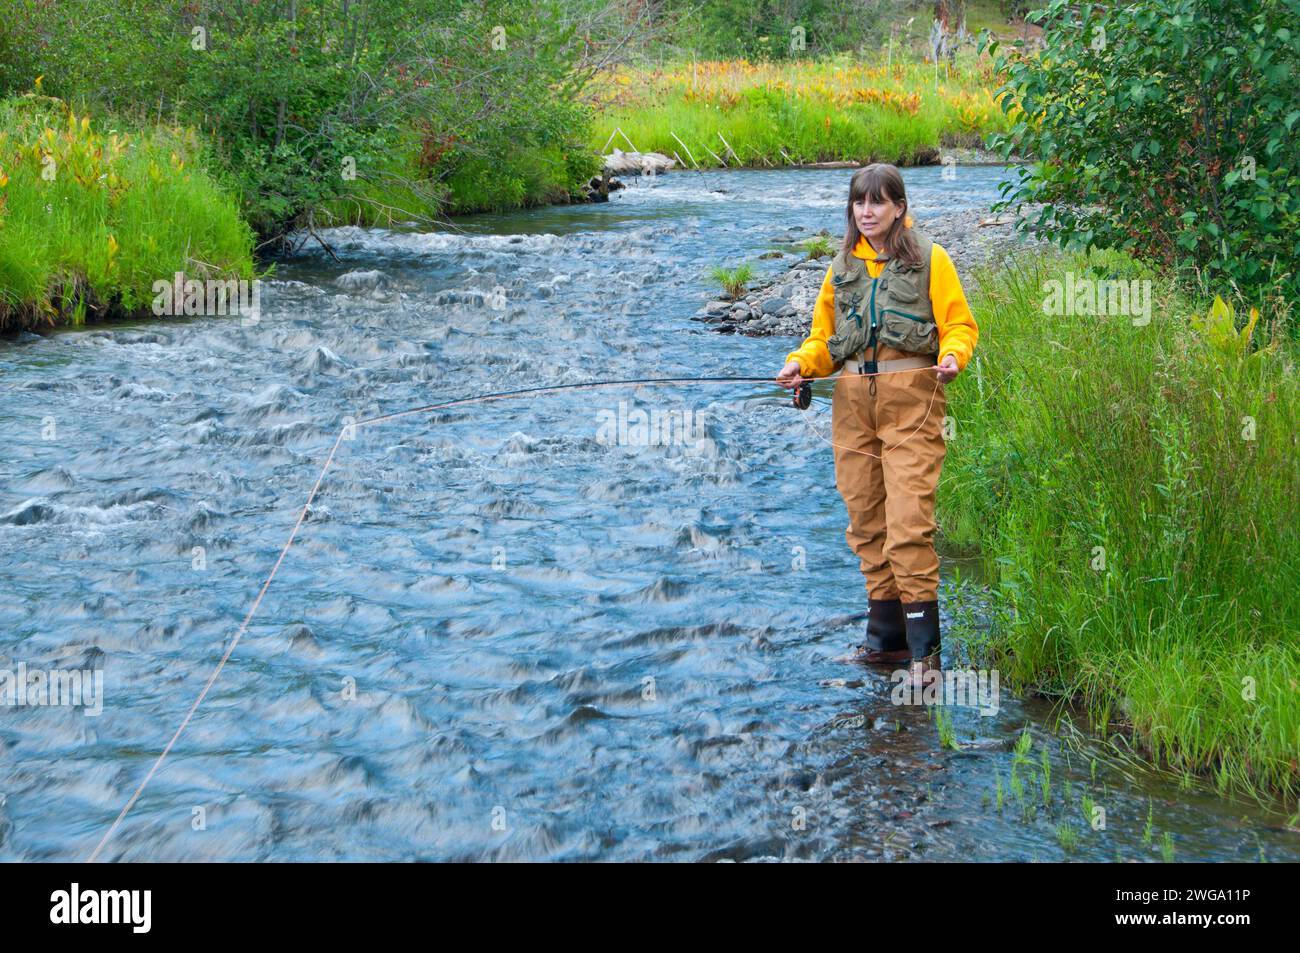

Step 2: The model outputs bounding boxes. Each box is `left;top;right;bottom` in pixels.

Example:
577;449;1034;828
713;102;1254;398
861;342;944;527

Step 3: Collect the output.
775;360;804;390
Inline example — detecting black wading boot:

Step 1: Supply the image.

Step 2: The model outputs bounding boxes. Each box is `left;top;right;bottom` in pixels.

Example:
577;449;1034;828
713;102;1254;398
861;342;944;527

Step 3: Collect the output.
902;600;941;687
851;598;910;664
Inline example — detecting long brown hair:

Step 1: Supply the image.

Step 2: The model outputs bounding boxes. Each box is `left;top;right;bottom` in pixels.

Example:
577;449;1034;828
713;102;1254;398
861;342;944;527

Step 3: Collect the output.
842;163;923;269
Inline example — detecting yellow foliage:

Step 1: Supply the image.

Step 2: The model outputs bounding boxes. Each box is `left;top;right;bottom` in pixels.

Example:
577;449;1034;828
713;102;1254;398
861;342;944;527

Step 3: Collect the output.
1191;295;1280;368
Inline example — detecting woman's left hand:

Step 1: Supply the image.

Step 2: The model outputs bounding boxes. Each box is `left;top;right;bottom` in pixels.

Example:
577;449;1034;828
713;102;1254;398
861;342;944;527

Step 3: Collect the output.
933;354;960;384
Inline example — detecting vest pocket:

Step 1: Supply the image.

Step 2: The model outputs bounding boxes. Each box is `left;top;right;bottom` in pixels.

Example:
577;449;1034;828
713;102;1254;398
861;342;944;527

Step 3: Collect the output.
827;324;869;363
877;308;938;354
883;272;922;303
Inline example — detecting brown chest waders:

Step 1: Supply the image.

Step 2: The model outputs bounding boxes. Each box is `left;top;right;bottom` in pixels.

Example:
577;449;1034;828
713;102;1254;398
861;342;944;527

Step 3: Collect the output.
826;234;945;661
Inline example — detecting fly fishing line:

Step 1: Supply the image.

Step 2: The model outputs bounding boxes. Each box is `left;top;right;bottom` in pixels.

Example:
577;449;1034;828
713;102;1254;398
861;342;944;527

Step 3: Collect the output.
86;364;943;861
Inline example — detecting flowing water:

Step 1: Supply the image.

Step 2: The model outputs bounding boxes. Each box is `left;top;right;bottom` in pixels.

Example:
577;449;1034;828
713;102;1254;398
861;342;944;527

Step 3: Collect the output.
1;165;1295;861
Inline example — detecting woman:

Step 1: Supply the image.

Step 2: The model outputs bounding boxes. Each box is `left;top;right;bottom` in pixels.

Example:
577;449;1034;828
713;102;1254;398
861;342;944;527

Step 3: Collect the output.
776;163;978;686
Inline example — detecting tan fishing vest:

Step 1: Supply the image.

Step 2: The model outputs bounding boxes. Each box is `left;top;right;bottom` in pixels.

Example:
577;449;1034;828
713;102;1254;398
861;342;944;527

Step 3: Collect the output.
826;229;939;366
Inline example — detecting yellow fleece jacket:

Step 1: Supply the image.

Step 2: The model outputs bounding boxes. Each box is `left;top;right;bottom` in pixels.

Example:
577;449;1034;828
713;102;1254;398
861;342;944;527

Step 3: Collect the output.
784;232;979;378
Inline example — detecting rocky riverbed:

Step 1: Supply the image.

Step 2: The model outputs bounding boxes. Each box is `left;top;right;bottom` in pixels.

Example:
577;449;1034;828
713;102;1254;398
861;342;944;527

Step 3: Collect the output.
692;205;1049;337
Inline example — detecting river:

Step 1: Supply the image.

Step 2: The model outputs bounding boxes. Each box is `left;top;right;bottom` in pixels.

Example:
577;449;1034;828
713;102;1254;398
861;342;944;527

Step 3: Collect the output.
0;164;1295;861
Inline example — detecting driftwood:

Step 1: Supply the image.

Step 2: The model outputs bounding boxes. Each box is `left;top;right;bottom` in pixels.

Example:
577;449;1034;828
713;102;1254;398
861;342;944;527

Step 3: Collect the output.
602;148;676;176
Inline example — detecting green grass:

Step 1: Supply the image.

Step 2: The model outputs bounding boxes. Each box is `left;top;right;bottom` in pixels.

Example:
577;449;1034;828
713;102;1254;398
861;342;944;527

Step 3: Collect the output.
314;126;602;227
934;705;961;750
0;94;255;330
708;262;755;300
1055;820;1078;853
798;235;836;259
960;0;1031;37
1160;831;1176;862
1080;792;1097;830
312;140;448;229
941;247;1300;803
588;53;1011;169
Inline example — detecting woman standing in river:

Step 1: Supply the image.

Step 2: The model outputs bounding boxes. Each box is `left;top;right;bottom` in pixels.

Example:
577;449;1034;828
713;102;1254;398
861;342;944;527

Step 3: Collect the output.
776;163;978;687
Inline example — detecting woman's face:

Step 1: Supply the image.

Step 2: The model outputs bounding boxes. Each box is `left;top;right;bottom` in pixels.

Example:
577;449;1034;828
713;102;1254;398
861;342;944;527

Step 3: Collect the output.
853;192;904;245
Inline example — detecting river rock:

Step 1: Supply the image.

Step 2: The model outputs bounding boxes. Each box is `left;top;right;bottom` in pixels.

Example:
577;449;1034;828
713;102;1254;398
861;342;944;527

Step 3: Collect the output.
581;173;625;203
335;269;389;291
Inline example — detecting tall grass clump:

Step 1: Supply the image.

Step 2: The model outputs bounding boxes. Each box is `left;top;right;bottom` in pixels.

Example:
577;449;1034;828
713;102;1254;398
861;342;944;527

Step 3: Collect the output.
708;262;755;299
0;94;254;330
588;55;1012;168
940;248;1300;802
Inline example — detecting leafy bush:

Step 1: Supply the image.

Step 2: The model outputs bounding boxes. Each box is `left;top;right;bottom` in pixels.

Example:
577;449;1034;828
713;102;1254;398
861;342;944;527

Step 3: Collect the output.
0;0;606;236
983;0;1300;304
657;0;901;60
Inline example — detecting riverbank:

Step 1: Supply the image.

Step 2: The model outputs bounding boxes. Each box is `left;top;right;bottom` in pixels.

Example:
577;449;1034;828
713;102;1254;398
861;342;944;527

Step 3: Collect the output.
587;55;1013;172
944;251;1299;804
0;94;256;333
3;36;1017;332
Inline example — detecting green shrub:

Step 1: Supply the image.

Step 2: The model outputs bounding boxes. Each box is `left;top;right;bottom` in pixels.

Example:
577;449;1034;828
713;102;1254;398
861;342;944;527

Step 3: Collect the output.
656;0;900;60
983;0;1300;304
0;0;606;236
